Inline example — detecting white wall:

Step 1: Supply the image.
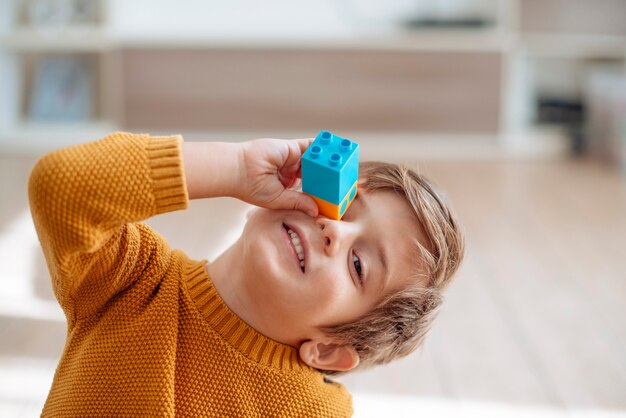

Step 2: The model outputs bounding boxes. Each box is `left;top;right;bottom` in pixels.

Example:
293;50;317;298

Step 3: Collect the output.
107;0;353;40
106;0;500;41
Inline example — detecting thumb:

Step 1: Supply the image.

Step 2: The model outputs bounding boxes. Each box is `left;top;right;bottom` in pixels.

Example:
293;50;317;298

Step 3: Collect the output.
274;190;319;217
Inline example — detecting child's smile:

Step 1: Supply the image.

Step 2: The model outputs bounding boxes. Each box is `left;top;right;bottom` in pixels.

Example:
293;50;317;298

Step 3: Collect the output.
283;223;307;272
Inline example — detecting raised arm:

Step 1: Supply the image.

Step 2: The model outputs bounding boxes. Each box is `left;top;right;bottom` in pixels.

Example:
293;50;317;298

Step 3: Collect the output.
181;141;241;200
28;132;188;321
29;133;318;323
182;138;318;217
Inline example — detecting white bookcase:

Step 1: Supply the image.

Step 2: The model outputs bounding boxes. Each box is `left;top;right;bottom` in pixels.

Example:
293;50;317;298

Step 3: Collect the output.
0;0;120;154
1;0;624;157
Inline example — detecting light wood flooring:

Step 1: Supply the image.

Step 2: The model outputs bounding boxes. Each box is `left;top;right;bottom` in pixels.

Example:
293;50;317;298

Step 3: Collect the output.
1;154;625;416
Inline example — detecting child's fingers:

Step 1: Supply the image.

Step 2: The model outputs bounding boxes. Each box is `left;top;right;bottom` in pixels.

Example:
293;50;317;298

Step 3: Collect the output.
293;138;315;155
284;138;314;162
275;190;318;218
279;139;312;186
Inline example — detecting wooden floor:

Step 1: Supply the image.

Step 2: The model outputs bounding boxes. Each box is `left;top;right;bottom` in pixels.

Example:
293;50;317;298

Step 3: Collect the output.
1;153;625;416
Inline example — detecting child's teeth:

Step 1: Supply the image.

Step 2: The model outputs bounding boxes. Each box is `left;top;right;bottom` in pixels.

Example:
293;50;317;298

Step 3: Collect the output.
287;228;305;264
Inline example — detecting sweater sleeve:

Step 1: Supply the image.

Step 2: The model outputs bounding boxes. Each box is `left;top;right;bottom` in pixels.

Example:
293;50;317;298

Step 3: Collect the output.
28;132;188;322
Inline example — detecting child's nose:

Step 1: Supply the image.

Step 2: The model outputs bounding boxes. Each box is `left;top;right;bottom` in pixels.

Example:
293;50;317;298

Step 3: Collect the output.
315;217;353;256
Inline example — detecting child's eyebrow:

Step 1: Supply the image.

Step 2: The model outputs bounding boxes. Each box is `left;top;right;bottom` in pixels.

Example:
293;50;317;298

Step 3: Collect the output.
357;193;390;293
376;241;390;293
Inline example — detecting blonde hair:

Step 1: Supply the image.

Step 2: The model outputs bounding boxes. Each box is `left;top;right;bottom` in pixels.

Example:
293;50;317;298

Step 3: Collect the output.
321;161;465;375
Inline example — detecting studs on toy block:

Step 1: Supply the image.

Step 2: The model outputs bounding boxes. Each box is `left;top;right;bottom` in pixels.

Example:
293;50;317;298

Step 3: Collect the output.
302;131;359;220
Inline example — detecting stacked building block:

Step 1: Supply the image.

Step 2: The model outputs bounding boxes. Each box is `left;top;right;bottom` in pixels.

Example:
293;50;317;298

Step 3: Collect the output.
302;131;359;220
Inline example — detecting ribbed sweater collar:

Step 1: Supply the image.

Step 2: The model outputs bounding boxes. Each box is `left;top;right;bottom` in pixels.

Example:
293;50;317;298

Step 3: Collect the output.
183;258;312;373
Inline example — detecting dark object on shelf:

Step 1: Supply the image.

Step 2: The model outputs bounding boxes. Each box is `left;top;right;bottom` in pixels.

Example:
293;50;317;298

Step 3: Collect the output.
403;17;492;29
536;97;585;154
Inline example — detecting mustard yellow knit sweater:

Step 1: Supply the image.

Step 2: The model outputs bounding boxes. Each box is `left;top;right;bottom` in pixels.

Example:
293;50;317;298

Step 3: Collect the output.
28;132;353;417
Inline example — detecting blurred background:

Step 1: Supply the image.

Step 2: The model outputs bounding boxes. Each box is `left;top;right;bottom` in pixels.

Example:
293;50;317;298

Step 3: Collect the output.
1;0;625;417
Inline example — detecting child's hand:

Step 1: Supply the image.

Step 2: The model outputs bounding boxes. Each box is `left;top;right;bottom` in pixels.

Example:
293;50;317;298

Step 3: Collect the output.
235;138;319;217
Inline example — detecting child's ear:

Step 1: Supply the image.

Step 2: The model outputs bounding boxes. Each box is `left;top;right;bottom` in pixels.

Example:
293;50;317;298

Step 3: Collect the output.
299;339;359;372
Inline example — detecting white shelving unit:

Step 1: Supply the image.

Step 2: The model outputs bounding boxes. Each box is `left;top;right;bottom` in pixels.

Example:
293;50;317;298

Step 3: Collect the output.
0;0;120;154
1;0;624;157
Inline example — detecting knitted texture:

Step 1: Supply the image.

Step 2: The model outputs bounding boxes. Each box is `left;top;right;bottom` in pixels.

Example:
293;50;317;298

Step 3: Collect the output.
28;132;353;417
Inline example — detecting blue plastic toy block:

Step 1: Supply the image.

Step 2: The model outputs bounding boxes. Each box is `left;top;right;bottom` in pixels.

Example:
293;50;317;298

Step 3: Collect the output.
302;131;359;220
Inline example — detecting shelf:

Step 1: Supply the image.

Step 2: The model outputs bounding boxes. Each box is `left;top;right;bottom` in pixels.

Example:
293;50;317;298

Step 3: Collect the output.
0;124;567;159
0;297;64;322
165;127;568;161
117;28;511;52
0;27;512;53
1;26;113;52
0;120;119;155
0;24;513;53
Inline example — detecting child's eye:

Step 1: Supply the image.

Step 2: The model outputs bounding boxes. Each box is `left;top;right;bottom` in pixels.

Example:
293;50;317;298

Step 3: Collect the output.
352;252;364;284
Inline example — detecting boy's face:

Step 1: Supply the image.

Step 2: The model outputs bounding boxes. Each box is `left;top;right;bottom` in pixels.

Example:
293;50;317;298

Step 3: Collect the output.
229;187;427;347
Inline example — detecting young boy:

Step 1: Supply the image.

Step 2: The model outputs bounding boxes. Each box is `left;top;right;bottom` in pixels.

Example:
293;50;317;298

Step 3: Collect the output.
28;132;464;417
